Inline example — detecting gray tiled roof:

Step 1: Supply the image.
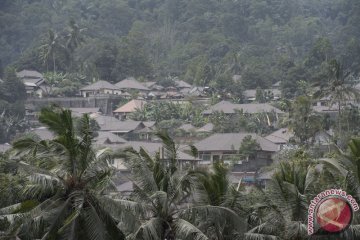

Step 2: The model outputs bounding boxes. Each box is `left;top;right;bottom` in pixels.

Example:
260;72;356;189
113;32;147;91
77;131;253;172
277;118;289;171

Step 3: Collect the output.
92;115;144;132
115;77;149;91
0;144;11;153
194;133;279;152
202;101;284;114
175;80;192;88
196;123;214;133
80;80;119;91
17;70;43;79
265;128;293;144
30;128;55;140
120;141;200;161
178;123;196;132
95;131;127;144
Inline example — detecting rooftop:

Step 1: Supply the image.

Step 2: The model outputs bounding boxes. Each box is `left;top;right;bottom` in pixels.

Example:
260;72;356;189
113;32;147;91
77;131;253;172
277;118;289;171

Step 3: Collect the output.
95;131;127;144
92;115;145;132
175;80;192;89
196;123;214;133
115;77;149;91
113;100;146;113
265;128;293;144
80;80;119;91
203;101;284;115
194;133;279;152
17;70;43;79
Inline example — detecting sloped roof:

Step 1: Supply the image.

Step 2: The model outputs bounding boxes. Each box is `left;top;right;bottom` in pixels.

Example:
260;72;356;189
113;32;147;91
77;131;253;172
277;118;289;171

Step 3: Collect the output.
244;89;281;99
272;81;281;87
92;115;145;132
70;108;100;117
202;101;237;114
265;128;293;144
194;133;278;152
178;123;196;132
175;80;192;89
22;78;45;86
30;127;55;140
95;131;127;144
143;121;156;128
143;81;157;88
113;100;146;113
202;101;284;114
119;141;200;161
0;144;11;153
17;70;43;79
80;80;119;91
196;123;214;133
115;77;149;91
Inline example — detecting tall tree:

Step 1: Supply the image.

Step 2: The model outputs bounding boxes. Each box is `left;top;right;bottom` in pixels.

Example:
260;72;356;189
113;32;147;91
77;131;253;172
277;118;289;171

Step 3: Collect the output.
119;131;240;240
39;30;66;73
0;107;126;239
314;59;360;136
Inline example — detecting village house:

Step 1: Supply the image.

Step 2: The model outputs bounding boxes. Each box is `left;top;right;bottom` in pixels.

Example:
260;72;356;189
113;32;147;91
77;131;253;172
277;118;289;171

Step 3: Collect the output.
17;70;48;98
194;133;279;172
94;131;128;145
202;100;284;115
69;107;101;117
79;80;122;97
265;128;294;148
107;141;201;171
113;99;146;120
115;77;150;96
243;89;281;102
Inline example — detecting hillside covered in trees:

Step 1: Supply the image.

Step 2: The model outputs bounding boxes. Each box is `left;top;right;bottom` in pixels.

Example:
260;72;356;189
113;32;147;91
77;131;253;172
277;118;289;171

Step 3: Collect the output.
1;0;360;97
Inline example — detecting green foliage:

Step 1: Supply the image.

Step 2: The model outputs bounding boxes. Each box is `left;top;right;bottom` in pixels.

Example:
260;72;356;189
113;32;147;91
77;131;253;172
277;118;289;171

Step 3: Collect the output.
239;136;261;160
0;106;127;239
290;96;323;144
1;0;359;94
210;110;277;135
0;68;27;143
130;101;206;127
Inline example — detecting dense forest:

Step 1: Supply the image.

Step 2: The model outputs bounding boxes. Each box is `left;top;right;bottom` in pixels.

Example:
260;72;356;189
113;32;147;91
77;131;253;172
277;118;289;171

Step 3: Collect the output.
1;0;360;97
2;1;360;239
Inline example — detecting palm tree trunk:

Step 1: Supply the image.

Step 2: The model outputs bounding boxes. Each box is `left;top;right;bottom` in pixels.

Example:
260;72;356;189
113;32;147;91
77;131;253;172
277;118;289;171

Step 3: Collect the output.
338;100;341;136
53;52;56;73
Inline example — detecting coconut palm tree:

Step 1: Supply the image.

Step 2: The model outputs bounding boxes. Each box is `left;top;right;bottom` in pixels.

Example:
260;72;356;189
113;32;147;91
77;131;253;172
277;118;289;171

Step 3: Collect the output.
314;59;360;136
0;107;127;239
320;139;360;238
190;162;247;239
116;131;240;240
39;30;66;73
246;159;318;240
66;20;86;70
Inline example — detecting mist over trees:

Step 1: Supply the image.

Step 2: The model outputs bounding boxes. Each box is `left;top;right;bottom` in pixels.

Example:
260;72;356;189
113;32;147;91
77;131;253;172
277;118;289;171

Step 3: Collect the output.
0;0;359;93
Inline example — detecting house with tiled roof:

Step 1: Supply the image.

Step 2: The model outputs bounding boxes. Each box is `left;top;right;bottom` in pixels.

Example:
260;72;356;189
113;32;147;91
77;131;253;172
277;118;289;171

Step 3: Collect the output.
175;80;192;89
113;99;146;120
80;80;121;97
202;101;284;115
243;89;281;102
115;77;150;93
117;141;201;169
16;69;47;98
265;128;294;147
196;123;214;133
194;133;279;171
69;108;101;117
94;131;127;145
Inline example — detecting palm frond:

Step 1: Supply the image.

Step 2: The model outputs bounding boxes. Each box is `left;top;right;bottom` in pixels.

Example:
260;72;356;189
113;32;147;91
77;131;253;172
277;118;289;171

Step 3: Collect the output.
173;218;208;240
